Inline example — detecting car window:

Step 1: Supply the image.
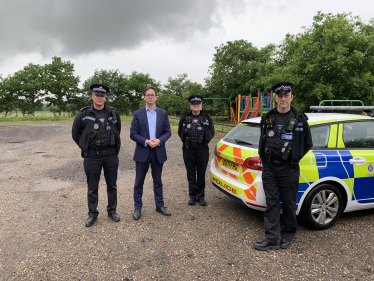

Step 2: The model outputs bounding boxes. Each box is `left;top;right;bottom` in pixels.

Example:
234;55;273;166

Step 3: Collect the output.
343;121;374;148
311;125;330;148
223;123;261;147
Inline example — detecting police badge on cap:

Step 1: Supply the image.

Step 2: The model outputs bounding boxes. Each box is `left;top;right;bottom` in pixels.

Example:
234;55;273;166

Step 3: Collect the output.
188;94;203;104
271;81;294;95
90;84;110;95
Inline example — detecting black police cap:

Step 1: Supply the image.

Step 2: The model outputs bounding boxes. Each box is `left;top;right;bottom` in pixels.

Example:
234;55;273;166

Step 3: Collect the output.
90;84;109;95
188;94;203;104
271;81;294;95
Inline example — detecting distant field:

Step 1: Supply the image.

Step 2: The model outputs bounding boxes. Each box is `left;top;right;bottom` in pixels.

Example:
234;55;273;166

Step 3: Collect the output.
0;111;134;124
0;111;74;123
0;112;230;136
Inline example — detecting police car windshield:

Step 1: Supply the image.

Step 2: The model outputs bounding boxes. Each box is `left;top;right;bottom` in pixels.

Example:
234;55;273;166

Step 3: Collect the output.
224;123;260;147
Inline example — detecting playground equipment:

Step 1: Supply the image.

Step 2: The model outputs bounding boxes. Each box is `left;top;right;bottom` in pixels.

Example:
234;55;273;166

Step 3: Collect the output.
230;91;276;125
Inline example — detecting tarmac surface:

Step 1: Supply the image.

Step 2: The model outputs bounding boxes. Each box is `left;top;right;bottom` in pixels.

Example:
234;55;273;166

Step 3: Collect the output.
0;122;373;280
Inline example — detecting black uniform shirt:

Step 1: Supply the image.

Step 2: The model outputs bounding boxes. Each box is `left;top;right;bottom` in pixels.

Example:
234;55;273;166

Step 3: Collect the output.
93;107;107;128
191;114;201;125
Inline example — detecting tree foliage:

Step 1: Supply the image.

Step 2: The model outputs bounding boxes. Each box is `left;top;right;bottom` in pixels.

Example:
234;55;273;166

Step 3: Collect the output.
207;40;276;101
0;76;18;116
163;73;191;96
126;71;161;113
4;63;45;115
156;94;188;115
82;69;128;114
272;12;374;111
82;70;160;115
183;82;205;99
44;56;80;115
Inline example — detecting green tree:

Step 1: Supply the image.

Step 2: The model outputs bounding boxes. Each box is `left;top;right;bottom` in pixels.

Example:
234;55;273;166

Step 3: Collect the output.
0;76;17;116
82;69;129;114
157;93;189;116
4;63;45;115
82;70;160;114
272;12;374;111
44;56;80;115
159;80;209;116
183;82;205;99
207;40;276;101
65;95;91;116
126;71;161;113
163;73;191;96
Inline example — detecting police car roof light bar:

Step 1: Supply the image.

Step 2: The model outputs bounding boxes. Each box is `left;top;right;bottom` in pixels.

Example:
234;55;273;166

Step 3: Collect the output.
318;100;365;106
310;106;374;111
310;100;374;115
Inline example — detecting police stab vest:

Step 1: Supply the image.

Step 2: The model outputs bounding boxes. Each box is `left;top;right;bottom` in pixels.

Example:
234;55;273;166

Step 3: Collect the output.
89;112;115;149
184;114;205;144
264;111;297;161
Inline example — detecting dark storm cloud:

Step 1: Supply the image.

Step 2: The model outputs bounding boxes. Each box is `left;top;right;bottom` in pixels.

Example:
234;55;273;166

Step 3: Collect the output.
0;0;221;59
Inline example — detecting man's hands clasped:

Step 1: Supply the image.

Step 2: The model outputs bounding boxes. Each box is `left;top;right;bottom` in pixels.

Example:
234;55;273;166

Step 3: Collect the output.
147;138;160;148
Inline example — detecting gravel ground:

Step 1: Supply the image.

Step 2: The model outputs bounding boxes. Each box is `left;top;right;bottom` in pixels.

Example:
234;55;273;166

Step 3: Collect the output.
0;122;374;281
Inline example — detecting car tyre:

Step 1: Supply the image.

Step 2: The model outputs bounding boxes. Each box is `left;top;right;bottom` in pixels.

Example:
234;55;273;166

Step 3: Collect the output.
300;184;343;230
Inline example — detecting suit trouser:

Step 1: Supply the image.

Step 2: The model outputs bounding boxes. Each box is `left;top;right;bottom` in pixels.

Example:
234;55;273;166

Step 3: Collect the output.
84;148;118;218
182;144;209;201
262;159;300;242
134;149;164;209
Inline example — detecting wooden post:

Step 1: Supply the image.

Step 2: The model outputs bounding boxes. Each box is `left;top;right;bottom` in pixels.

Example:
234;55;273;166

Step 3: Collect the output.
237;94;241;124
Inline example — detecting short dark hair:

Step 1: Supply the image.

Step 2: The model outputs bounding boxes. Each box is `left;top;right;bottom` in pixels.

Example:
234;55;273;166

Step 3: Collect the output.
143;86;157;96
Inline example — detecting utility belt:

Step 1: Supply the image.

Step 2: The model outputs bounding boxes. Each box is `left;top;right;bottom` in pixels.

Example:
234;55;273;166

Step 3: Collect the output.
264;147;290;162
184;137;206;149
89;142;115;154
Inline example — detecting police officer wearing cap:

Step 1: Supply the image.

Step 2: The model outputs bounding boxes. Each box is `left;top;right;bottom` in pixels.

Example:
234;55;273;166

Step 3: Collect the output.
254;81;313;251
178;95;215;206
72;84;122;227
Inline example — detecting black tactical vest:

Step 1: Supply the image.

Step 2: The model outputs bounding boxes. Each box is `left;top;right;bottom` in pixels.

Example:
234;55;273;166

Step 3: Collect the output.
264;110;297;161
184;114;205;144
89;109;115;149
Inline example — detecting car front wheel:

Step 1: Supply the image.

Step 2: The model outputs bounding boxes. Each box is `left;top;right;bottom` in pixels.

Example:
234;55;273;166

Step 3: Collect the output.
300;184;343;230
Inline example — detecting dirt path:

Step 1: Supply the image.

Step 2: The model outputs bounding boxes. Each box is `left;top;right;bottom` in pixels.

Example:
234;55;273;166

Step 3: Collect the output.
0;122;373;280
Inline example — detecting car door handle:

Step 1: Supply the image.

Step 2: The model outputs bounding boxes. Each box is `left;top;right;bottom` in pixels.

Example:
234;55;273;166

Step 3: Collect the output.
349;157;367;165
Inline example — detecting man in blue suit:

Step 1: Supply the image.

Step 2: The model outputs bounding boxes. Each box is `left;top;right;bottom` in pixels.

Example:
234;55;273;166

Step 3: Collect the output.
130;86;172;220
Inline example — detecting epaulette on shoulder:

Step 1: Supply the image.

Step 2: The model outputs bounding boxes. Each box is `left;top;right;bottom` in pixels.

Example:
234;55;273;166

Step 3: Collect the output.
107;106;116;111
80;106;90;112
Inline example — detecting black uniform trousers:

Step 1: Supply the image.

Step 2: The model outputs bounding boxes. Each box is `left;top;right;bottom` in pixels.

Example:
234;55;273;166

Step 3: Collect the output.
182;144;210;201
84;147;118;218
262;159;300;242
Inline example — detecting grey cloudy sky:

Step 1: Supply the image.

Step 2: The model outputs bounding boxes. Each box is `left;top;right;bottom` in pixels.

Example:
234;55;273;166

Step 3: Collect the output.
0;0;372;86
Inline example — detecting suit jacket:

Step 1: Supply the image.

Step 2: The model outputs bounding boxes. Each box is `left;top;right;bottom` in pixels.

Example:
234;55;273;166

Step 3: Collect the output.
130;106;171;163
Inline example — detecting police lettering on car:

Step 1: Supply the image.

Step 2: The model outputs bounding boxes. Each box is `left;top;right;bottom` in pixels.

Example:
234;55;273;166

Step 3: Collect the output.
178;95;215;206
254;81;313;251
72;83;122;227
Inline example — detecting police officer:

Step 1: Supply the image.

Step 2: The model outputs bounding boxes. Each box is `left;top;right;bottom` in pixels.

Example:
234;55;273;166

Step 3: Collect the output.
72;84;121;227
178;95;215;206
254;81;313;250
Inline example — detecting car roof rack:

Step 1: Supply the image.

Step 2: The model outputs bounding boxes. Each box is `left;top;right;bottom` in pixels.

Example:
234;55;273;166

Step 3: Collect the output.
310;100;374;117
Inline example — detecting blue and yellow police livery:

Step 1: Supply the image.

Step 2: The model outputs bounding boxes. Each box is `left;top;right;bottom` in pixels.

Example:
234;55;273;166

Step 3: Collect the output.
210;112;374;229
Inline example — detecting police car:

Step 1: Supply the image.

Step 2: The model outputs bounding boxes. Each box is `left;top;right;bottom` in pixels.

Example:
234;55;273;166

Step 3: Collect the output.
210;106;374;230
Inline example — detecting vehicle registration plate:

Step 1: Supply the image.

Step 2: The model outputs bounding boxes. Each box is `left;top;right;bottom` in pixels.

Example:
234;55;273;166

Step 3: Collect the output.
222;159;240;172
